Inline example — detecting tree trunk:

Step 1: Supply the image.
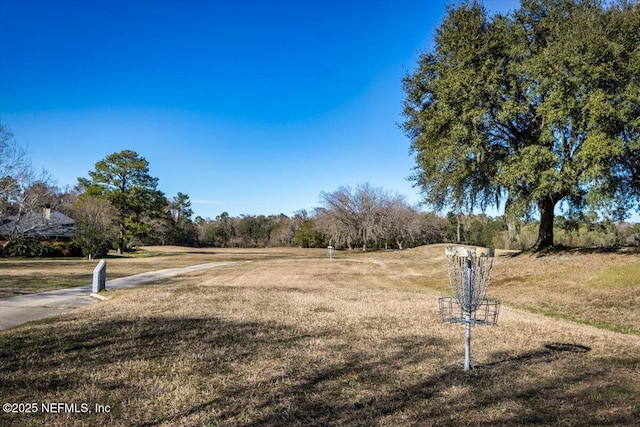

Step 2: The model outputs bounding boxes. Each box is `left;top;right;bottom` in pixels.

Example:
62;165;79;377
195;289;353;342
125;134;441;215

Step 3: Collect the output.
535;196;558;251
117;222;125;255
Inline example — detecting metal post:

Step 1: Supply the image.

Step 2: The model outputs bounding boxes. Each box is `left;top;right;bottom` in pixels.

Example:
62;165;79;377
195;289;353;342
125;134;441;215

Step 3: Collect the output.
464;250;473;371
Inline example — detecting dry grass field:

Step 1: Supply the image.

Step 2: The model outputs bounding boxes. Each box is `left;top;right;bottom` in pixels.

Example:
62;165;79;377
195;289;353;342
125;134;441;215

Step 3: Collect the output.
0;247;303;298
1;245;639;426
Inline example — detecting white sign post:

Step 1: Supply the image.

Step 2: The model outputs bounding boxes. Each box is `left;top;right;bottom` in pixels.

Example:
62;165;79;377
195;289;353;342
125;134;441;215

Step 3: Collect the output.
92;259;106;293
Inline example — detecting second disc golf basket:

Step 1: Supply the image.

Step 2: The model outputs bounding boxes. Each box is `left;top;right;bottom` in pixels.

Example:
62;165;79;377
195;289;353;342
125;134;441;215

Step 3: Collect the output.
438;246;500;371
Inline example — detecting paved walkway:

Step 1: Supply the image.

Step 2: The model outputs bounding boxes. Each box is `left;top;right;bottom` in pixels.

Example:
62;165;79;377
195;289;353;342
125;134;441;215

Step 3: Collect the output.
0;261;247;330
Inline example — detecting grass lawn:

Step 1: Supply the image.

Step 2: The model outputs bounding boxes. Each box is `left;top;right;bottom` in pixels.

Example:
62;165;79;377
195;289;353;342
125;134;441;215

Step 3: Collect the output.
1;245;639;426
0;247;309;298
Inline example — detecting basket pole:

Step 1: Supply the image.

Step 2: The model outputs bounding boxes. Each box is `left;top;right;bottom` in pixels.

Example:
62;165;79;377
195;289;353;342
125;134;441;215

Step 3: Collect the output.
464;250;473;371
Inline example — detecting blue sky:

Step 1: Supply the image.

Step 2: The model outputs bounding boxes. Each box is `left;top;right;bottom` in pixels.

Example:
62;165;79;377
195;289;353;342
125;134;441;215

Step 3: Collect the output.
1;0;521;219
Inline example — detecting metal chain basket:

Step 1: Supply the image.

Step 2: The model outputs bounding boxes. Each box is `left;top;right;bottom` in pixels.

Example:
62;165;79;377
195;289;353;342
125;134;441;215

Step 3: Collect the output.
439;246;500;325
438;296;500;326
438;246;500;371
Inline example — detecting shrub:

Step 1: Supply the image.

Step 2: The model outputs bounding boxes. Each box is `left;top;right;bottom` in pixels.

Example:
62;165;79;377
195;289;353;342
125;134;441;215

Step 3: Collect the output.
3;237;52;257
49;241;83;257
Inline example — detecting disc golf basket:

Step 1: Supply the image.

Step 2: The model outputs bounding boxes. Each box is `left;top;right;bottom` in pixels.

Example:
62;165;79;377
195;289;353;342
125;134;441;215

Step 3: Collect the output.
438;246;500;371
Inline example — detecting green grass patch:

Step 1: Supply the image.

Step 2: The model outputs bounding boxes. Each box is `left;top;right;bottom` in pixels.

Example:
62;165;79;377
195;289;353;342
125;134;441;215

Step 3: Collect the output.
510;303;640;335
587;264;640;289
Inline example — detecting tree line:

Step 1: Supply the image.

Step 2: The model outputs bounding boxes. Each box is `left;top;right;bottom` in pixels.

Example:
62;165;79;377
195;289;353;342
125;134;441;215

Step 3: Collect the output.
2;125;639;258
196;183;444;250
195;208;640;250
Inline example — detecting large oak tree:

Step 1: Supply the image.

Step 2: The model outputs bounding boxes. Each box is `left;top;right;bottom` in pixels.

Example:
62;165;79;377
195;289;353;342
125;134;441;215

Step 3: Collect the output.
402;0;640;250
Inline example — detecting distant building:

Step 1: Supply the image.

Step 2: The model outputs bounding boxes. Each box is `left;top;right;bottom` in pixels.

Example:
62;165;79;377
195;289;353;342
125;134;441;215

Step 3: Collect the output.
0;208;75;246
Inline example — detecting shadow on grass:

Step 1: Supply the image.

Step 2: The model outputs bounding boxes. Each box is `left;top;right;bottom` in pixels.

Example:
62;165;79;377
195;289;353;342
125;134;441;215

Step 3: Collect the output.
223;343;609;427
0;315;637;427
478;342;592;370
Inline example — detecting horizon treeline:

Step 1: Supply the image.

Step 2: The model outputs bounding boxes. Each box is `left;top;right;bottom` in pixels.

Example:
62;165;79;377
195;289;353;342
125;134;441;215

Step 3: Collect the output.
191;209;640;251
2;138;639;257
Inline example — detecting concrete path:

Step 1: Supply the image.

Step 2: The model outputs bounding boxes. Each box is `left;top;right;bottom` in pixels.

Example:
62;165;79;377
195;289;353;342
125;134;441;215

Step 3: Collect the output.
0;261;247;330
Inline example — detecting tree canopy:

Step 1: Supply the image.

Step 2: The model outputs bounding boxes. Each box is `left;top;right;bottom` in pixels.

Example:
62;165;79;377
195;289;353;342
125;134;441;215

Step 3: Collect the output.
402;0;640;250
78;150;166;254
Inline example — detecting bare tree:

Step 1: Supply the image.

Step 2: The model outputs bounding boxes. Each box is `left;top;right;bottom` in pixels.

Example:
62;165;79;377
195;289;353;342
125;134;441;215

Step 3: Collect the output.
313;207;346;248
15;177;57;214
1;125;29;217
72;196;117;259
380;201;424;250
1;125;58;242
319;183;414;251
318;186;361;249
